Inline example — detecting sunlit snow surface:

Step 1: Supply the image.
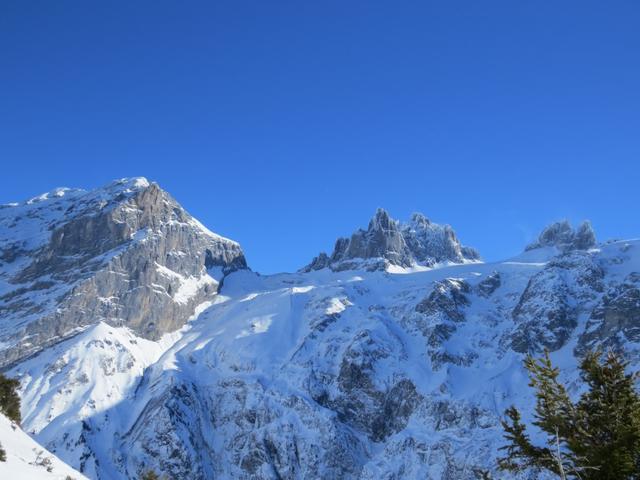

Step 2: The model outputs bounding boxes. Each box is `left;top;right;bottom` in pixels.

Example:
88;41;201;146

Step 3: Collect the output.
0;413;88;479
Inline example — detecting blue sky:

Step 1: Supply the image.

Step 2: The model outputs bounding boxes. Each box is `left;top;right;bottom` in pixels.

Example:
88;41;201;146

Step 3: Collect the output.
1;1;639;273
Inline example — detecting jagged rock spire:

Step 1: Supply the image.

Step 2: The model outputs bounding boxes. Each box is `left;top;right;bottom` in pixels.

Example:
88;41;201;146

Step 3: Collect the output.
526;220;596;252
302;209;480;272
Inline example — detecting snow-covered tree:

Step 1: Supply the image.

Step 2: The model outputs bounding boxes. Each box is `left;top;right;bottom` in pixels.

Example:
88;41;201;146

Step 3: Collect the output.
0;373;21;424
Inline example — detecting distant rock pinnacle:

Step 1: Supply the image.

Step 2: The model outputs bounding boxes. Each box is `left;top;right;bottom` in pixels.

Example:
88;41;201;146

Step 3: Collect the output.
302;208;480;272
526;220;596;252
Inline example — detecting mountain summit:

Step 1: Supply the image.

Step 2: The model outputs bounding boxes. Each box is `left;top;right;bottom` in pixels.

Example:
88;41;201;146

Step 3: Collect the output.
0;178;246;367
526;219;597;252
303;208;479;272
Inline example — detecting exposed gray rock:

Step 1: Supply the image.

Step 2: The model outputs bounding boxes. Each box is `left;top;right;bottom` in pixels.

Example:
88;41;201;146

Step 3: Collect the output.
416;278;470;322
578;272;640;354
303;252;331;272
302;209;479;272
476;271;501;298
0;178;246;367
304;327;423;444
120;375;368;480
343;209;409;266
511;252;604;353
403;213;480;265
121;382;212;479
413;278;477;368
526;220;596;252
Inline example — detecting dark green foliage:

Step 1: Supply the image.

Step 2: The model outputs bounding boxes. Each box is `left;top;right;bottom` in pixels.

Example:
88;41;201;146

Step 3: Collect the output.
0;373;21;424
499;349;640;479
140;470;161;480
0;441;6;462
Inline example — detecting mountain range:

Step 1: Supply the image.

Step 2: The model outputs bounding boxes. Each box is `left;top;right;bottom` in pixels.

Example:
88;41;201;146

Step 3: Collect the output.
1;178;638;479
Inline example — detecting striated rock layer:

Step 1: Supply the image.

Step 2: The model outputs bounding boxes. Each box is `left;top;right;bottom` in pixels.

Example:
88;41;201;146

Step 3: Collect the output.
0;178;246;367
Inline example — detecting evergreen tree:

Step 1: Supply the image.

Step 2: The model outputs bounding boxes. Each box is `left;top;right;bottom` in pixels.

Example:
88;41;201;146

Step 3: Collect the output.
140;469;161;480
0;441;6;462
0;373;21;424
499;349;640;479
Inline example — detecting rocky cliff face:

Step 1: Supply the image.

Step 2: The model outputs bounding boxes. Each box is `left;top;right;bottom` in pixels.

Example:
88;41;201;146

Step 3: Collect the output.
303;209;479;272
0;178;246;367
2;185;639;480
511;251;604;353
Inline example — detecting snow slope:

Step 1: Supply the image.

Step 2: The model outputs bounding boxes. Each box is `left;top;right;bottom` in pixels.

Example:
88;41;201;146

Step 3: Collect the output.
0;413;88;479
10;320;190;479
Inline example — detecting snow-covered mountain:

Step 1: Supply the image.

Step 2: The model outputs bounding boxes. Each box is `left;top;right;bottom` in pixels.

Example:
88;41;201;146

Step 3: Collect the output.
1;179;639;479
0;178;245;368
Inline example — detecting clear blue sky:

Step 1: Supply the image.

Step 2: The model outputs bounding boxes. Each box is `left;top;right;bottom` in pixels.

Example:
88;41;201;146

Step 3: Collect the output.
1;1;639;273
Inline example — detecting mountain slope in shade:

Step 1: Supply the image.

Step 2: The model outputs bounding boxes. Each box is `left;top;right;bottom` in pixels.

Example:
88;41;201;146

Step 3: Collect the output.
0;413;89;479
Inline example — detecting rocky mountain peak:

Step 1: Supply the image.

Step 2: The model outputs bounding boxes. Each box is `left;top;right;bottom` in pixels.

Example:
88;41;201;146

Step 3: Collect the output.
0;178;246;367
408;212;431;228
96;176;151;194
367;208;397;232
526;220;596;252
302;209;480;272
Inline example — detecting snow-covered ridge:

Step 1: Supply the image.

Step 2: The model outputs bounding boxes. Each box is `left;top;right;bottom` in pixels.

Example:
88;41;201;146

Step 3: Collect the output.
188;216;240;246
0;177;151;254
25;187;77;205
4;177;149;209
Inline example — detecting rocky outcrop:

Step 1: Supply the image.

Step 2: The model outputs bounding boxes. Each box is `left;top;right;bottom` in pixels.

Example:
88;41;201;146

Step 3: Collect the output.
303;209;479;272
511;251;604;353
0;178;246;367
526;220;596;252
416;279;470;322
578;272;640;354
475;271;501;298
413;278;477;368
327;329;422;442
402;213;480;265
